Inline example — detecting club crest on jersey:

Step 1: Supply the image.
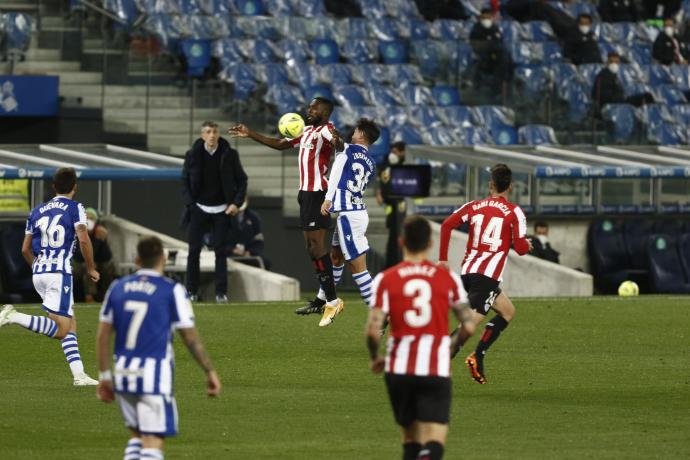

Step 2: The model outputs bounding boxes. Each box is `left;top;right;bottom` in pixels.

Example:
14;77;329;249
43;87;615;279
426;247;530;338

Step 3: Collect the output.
303;143;314;149
63;286;70;293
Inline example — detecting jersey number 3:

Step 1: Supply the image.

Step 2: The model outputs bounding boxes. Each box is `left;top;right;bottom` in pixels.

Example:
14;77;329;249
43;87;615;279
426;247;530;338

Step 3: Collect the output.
403;279;432;328
471;215;504;252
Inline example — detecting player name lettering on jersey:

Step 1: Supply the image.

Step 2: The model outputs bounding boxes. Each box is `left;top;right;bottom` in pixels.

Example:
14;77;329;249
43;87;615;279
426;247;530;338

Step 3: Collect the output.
124;280;157;295
39;201;69;213
351;150;375;169
397;264;437;279
471;199;511;216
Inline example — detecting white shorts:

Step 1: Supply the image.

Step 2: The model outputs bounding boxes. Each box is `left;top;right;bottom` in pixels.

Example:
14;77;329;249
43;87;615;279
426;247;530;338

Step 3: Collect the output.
332;211;369;261
116;393;179;437
33;272;74;318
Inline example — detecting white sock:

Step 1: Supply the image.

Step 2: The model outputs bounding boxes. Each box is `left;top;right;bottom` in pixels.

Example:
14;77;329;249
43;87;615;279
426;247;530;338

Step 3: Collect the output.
353;270;374;306
10;312;58;338
140;448;164;459
124;438;142;460
61;332;85;376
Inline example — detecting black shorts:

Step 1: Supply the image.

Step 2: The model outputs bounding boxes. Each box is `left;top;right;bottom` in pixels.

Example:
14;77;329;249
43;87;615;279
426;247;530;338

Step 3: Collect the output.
461;273;502;315
384;374;451;427
297;191;331;231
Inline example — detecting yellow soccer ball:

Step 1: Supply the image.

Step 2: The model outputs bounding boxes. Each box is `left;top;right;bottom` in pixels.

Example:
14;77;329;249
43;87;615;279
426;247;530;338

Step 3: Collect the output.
618;280;639;297
278;113;305;138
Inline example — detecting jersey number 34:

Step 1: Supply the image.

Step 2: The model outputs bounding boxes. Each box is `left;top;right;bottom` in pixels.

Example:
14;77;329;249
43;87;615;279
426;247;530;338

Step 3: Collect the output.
347;163;371;194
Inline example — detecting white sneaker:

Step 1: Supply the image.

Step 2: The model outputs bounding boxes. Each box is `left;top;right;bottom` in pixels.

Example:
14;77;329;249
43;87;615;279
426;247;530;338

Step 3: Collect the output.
0;304;15;328
73;373;99;386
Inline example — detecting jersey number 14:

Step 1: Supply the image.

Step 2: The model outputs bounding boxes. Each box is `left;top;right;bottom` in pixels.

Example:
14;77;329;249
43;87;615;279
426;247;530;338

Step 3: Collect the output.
471;215;504;252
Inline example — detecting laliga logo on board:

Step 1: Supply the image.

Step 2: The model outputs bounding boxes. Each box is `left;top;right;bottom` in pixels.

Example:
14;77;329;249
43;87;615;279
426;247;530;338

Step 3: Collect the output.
18;168;26;178
0;80;19;113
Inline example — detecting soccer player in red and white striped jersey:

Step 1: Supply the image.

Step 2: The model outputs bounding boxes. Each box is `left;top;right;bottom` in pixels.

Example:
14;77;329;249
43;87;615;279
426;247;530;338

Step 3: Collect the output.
438;163;532;385
366;216;473;460
228;98;344;323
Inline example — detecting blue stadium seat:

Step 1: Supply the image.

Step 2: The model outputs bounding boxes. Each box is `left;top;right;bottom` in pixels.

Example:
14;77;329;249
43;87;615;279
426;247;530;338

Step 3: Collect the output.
278;39;311;64
370;18;407;40
423;127;458;146
213;38;245;64
344;18;370;38
671;104;690;125
408;105;443;128
437;106;475;127
409;18;431;39
291;0;326;17
599;22;639;44
235;16;284;40
351;64;390;84
453;126;492;145
601;104;637;144
368;126;390;163
645;64;674;86
654;220;685;239
341;39;378;64
570;2;600;21
321;64;353;86
648;234;690;293
332;85;368;107
578;63;604;91
622;219;655;270
255;63;290;85
392;125;424;145
251;39;281;63
550;62;578;93
197;0;231;14
489;125;517;145
637;103;676;128
379;40;408;64
390;64;425;87
104;0;139;25
368;84;404;106
655;84;688;105
411;40;441;78
0;224;37;302
401;85;434;106
525;21;555;41
304;85;334;102
286;63;321;89
588;220;633;293
621;81;655;99
236;0;265;15
262;0;293;15
514;65;552;95
219;63;258;99
431;19;467;40
266;84;304;114
646;121;688;145
455;42;474;74
190;16;229;39
311;39;339;64
628;43;652;66
143;14;190;48
181;39;211;77
310;17;342;41
518;125;558;145
669;64;690;91
432;86;461;107
472;105;515;129
500;20;524;43
378;106;408;129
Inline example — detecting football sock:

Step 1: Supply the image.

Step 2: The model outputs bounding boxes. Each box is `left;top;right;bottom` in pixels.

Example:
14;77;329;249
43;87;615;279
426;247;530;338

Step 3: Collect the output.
9;312;58;338
313;254;337;302
475;315;509;359
353;270;374;306
403;442;422;460
124;438;142;460
61;332;85;376
140;448;164;459
417;441;444;460
316;263;345;303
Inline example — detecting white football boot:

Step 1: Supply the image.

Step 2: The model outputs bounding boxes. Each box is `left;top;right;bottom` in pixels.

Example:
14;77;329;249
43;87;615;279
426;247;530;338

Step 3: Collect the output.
73;373;99;386
0;304;15;328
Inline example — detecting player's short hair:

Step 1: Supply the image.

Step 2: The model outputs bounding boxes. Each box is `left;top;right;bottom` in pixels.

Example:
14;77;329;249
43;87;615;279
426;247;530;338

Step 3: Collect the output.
356;118;380;145
201;120;218;130
402;215;431;253
480;7;492;15
137;235;165;268
577;13;592;22
490;163;512;193
313;97;334;115
53;167;77;194
391;141;406;152
534;221;548;231
608;52;620;60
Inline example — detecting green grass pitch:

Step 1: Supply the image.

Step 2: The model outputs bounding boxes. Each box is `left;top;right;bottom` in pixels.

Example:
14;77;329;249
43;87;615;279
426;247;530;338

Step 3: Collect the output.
1;294;689;459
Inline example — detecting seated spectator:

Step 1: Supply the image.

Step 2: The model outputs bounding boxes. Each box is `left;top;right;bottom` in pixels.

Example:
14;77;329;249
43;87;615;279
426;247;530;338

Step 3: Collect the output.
653;17;689;65
599;0;639;22
73;208;117;302
642;0;681;19
530;221;560;264
593;53;655;114
470;9;513;90
564;14;603;65
415;0;469;21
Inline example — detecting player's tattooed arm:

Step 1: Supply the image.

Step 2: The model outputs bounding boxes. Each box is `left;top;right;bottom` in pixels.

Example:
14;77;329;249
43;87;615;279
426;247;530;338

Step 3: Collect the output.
227;123;293;150
365;309;386;373
179;327;215;373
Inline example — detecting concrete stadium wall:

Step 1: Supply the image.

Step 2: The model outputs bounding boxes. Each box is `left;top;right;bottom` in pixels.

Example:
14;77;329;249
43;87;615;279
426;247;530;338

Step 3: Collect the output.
102;215;300;302
429;222;593;297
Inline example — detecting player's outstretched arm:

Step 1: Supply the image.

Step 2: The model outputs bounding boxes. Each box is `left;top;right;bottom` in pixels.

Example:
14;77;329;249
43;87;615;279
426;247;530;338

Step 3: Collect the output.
76;224;100;283
227;123;293;150
365;309;386;374
96;321;115;403
179;327;222;397
21;234;34;267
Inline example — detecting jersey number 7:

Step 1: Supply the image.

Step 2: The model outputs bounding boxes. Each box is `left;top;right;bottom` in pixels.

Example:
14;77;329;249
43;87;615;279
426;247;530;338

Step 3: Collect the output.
124;301;149;350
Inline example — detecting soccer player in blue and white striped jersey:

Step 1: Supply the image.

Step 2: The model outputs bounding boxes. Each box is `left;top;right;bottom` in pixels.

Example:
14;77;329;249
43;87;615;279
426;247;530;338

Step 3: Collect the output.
96;235;221;460
316;118;380;327
0;167;101;386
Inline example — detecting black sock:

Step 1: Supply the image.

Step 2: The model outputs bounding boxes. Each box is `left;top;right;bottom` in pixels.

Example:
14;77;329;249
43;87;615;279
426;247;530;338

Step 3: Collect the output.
475;315;509;359
403;442;422;460
313;254;336;302
313;296;326;307
417;441;444;459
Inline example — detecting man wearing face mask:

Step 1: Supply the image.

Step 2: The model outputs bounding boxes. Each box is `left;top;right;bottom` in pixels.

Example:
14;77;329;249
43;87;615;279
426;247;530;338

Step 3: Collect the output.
376;142;407;268
564;14;603;65
593;53;656;115
73;208;117;302
470;8;512;94
653;17;689;65
530;222;560;264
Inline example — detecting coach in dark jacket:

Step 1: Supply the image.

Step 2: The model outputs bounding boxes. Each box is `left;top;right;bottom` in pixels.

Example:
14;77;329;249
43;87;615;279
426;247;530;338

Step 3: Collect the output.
653;18;689;65
593;52;655;114
182;120;248;303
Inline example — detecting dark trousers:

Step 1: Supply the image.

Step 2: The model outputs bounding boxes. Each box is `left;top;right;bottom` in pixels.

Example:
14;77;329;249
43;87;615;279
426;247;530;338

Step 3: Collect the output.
186;205;230;296
385;203;405;269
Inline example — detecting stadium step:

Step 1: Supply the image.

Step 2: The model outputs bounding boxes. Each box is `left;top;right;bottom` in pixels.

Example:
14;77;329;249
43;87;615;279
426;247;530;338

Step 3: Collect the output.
14;60;81;72
104;107;224;120
52;71;103;84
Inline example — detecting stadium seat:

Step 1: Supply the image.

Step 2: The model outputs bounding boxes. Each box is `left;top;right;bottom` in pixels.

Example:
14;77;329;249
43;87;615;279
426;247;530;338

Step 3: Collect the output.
251;39;281;63
104;0;139;25
311;39;339;65
472;105;515;129
412;40;445;78
291;0;326;17
143;14;190;47
278;39;311;64
321;64;353;86
181;39;211;77
286;62;321;89
455;42;474;74
518;125;557;145
655;84;688;105
588;219;634;293
654;220;686;238
368;84;404;106
622;219;655;271
514;65;552;95
645;64;674;86
671;104;690;125
637;104;677;128
409;18;431;39
401;85;434;106
648;234;690;293
431;86;461;107
341;39;378;64
599;22;639;44
392;125;424;145
669;64;690;91
646;121;688;145
437;106;475;127
236;0;265;15
265;84;304;114
430;19;468;40
500;20;524;43
408;105;443;128
304;85;334;102
332;84;369;107
344;17;370;39
218;63;258;99
578;63;604;91
255;63;289;85
351;64;390;84
601;104;637;144
309;17;342;41
370;18;407;40
390;64;425;87
423;126;458;146
453;126;492;145
379;40;408;64
213;38;245;63
524;21;555;41
628;43;652;66
378;106;408;129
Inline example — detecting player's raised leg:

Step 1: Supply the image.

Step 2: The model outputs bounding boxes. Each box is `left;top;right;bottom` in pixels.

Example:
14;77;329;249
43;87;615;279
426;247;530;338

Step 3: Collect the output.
0;304;61;338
